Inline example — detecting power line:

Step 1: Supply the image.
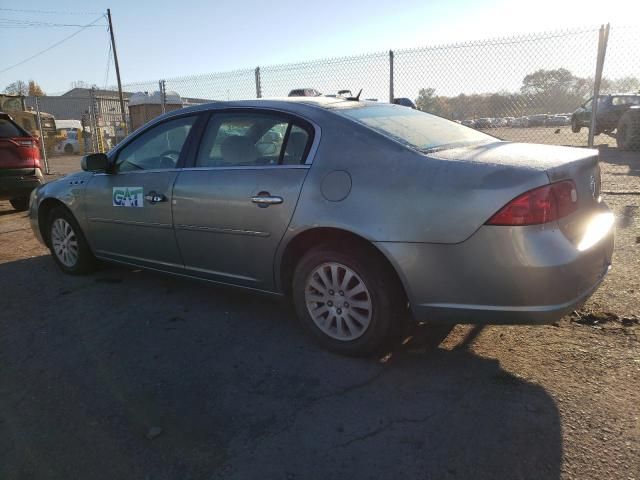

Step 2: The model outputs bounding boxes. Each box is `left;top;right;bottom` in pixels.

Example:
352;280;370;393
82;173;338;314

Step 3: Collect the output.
0;18;107;28
0;15;105;75
0;7;102;15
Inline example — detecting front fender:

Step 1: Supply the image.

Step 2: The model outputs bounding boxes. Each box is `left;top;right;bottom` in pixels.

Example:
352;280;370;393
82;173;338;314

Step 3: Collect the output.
30;171;93;244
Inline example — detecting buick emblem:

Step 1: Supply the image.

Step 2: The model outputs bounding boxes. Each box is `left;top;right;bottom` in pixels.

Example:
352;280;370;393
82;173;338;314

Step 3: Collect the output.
589;175;597;199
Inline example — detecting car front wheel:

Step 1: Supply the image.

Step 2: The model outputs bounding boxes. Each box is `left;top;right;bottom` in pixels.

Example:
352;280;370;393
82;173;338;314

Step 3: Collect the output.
292;246;403;356
571;116;581;133
47;206;96;274
616;111;640;150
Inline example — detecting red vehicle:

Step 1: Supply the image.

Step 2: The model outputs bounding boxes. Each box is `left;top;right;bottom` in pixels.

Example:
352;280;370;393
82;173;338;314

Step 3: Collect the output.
0;112;44;211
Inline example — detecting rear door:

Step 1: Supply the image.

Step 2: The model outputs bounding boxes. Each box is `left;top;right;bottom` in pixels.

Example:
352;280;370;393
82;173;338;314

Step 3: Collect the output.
84;114;199;270
172;110;316;290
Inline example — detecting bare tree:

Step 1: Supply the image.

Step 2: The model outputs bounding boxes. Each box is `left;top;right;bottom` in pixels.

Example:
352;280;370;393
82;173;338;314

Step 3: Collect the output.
3;80;28;96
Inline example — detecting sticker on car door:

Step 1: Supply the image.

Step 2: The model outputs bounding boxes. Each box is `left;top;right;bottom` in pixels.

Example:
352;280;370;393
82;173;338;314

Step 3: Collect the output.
113;187;144;207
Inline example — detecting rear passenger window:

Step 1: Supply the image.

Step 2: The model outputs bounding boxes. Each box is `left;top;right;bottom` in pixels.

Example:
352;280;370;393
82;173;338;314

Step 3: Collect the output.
282;125;310;165
196;112;312;167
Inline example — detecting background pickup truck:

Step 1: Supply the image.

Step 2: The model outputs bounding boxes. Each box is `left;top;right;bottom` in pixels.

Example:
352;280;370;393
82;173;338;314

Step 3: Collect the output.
571;93;640;150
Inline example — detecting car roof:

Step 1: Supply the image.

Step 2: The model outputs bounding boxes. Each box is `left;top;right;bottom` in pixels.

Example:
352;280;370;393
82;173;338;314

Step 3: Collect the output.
157;97;391;126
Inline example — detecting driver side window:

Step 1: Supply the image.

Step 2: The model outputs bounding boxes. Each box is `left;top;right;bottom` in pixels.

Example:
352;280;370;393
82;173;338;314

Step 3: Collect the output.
116;115;196;172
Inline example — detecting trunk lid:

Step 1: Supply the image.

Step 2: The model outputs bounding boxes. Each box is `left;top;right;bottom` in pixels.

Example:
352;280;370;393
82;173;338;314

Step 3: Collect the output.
432;142;604;245
0;116;41;170
0;136;40;170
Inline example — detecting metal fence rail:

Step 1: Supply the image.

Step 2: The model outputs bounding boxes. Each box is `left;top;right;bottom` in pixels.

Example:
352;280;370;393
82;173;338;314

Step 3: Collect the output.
21;23;640;156
260;52;390;101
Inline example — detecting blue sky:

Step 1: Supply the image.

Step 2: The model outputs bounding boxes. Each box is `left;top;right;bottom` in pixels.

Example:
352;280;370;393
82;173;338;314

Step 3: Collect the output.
0;0;637;94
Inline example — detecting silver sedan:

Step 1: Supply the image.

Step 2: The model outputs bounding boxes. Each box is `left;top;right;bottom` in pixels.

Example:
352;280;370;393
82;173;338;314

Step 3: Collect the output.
29;97;614;356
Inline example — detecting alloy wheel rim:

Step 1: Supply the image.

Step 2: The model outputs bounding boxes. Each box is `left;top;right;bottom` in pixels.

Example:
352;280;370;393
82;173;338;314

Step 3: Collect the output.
51;218;79;268
304;262;373;341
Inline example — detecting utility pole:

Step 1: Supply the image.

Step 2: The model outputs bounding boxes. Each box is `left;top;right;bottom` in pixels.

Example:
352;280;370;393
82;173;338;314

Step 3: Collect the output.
107;9;128;135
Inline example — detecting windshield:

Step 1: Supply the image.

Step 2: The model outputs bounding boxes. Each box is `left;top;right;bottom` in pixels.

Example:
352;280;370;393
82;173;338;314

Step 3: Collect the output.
337;104;493;152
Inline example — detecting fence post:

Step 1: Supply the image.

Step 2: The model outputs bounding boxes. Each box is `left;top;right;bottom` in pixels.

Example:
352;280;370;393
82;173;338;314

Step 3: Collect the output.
89;88;99;153
34;96;50;174
255;67;262;98
389;50;394;103
159;79;166;114
588;23;610;148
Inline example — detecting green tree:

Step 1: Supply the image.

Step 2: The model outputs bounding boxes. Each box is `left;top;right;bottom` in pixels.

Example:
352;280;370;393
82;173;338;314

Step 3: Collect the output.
415;88;451;117
520;68;576;96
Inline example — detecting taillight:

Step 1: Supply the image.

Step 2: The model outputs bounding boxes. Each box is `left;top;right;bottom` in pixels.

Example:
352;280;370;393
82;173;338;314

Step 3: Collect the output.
486;180;578;226
10;137;42;167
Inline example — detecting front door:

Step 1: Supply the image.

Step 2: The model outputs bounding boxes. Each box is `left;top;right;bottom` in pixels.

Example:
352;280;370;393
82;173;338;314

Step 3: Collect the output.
172;110;315;290
84;114;198;270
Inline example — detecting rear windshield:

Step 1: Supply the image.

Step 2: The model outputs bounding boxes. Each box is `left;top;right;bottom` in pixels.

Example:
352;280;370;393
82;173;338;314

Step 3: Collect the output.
0;118;25;138
337;104;493;152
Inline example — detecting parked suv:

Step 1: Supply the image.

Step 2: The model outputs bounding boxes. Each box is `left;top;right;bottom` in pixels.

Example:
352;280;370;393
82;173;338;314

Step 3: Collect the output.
571;94;640;150
0;112;44;210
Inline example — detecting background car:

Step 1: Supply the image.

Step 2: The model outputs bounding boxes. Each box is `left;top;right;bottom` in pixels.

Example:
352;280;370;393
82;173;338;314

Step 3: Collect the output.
546;114;570;127
29;98;614;356
527;114;548;127
288;88;322;97
474;117;492;129
511;117;529;128
0;112;44;210
392;97;417;109
571;94;640;149
54;129;81;155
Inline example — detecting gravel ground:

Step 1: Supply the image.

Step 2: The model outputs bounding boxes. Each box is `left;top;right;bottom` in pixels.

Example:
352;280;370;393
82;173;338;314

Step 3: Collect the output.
0;150;638;480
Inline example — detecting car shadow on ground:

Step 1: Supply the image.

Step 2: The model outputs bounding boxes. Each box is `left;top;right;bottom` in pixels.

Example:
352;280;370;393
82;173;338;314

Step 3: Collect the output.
0;256;562;480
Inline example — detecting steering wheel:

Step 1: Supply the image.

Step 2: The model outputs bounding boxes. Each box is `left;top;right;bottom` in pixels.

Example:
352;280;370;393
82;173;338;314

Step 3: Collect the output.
159;150;180;169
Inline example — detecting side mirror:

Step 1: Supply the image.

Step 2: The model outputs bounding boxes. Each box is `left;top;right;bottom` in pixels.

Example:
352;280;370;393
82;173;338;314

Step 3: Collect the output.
81;153;109;172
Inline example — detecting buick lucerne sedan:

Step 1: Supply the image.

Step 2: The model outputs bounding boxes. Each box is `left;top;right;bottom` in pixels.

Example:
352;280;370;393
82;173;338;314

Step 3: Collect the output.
29;97;615;356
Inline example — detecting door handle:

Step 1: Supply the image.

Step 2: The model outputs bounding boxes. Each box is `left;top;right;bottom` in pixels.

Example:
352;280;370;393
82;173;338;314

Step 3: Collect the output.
251;194;283;207
144;192;167;204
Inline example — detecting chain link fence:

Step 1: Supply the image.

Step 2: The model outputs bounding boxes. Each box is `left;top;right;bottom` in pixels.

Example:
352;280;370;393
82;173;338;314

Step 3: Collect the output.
20;90;127;158
17;23;639;156
394;27;602;146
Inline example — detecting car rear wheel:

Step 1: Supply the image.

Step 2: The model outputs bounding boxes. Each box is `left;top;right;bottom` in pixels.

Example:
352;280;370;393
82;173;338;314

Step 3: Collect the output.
292;246;403;356
571;116;581;133
47;207;96;274
616;111;640;151
9;197;29;211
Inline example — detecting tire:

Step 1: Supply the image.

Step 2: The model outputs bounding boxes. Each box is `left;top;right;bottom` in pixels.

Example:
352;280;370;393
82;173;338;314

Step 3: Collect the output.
47;206;96;274
571;116;581;133
616;111;640;151
292;245;404;356
9;197;29;211
64;143;74;155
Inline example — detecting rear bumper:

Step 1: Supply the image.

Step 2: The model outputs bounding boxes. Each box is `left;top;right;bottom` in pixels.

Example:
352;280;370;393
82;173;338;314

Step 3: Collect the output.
375;213;614;325
0;168;44;200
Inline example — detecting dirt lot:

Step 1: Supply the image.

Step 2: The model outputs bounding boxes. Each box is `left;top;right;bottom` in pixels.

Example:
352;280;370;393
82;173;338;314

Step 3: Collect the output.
1;150;638;480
